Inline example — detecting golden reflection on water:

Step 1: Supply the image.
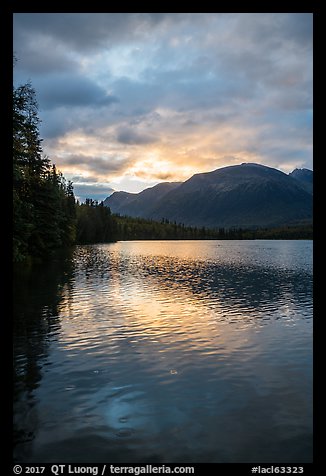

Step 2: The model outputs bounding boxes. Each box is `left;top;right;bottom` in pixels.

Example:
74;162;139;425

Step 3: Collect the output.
57;241;309;364
14;240;313;463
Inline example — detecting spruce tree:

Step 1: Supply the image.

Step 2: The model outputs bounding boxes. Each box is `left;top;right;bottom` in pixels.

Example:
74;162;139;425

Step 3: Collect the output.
13;80;77;261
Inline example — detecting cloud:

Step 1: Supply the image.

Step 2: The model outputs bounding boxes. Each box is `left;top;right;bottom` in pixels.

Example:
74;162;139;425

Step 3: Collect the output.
134;170;179;181
14;42;78;75
13;13;173;53
70;175;100;184
56;154;133;177
33;73;119;109
116;127;158;145
72;183;115;203
13;13;313;192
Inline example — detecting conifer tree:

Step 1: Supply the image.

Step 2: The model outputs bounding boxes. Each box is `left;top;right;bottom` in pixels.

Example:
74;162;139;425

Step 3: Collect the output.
13;80;77;261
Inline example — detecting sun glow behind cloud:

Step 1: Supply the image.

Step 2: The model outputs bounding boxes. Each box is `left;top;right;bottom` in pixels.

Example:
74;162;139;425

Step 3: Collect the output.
13;13;312;201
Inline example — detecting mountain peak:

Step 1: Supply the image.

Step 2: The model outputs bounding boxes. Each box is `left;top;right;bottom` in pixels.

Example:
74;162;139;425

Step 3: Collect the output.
240;162;267;167
289;168;313;194
104;163;312;228
290;167;313;176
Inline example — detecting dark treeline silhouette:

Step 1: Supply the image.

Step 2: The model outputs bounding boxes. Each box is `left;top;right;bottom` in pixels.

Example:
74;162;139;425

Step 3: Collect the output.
13;77;312;262
112;215;313;241
13;81;76;261
76;199;117;244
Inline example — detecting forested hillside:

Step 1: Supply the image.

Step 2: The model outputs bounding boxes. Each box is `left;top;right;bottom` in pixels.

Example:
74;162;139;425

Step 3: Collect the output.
105;163;313;229
113;215;313;241
13;79;312;263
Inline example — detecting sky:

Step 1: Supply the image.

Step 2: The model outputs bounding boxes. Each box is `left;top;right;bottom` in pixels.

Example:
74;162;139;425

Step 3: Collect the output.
13;13;313;202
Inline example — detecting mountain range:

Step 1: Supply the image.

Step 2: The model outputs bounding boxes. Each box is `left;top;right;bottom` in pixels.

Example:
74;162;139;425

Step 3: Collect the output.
103;163;313;229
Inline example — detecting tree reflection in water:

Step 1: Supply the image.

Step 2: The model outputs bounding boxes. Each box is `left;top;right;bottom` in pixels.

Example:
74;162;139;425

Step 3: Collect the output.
13;249;75;459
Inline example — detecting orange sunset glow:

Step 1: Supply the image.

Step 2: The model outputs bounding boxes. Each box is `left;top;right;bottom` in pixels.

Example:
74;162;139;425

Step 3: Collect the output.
14;13;312;201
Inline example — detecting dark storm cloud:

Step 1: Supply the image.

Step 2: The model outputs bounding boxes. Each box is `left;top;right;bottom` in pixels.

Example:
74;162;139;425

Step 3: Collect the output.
14;13;312;116
14;43;78;75
59;154;134;175
111;77;162;116
13;13;313;188
13;13;173;53
116;127;158;145
39;111;70;139
33;74;119;109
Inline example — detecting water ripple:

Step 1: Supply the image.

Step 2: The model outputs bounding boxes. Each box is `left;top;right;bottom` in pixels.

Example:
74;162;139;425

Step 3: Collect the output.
14;240;312;463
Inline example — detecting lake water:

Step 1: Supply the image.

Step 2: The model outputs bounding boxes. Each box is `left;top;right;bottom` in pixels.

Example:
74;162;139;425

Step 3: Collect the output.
13;240;313;463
